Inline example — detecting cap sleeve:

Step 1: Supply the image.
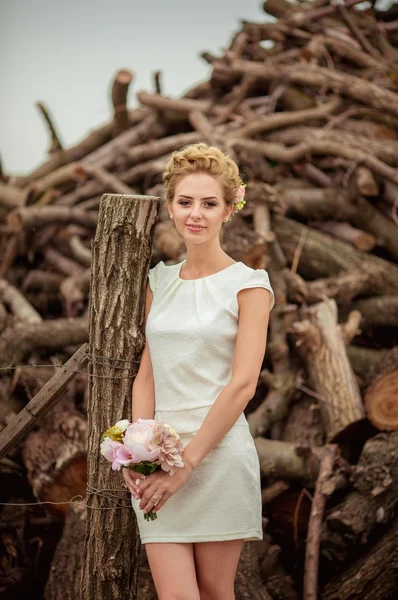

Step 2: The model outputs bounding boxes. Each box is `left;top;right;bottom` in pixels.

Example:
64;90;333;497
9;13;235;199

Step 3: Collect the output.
237;269;275;311
148;260;166;294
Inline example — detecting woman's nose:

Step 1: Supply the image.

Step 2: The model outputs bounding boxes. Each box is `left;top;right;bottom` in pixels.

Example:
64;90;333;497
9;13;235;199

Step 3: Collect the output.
190;206;203;218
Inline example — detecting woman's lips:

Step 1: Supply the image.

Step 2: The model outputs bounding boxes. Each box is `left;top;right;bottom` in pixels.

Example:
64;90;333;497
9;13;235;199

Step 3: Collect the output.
187;225;205;232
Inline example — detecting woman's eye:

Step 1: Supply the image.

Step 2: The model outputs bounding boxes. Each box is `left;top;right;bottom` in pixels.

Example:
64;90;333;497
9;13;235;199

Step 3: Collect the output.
178;202;215;207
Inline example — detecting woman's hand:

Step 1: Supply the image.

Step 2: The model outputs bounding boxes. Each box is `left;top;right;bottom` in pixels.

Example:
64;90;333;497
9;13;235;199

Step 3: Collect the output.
138;464;194;515
123;468;146;500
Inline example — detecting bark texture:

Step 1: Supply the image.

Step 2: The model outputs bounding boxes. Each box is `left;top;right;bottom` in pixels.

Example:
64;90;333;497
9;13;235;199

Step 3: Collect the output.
80;194;160;600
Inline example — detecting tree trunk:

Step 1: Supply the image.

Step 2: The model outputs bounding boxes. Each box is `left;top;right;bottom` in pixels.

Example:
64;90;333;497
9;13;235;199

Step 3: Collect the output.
80;193;160;600
45;503;86;600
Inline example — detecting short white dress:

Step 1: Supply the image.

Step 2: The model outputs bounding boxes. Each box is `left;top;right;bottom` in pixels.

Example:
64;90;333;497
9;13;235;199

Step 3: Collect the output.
131;259;275;544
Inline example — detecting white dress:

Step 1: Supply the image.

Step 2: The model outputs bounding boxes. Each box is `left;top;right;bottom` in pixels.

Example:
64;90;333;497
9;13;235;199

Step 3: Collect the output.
131;259;275;544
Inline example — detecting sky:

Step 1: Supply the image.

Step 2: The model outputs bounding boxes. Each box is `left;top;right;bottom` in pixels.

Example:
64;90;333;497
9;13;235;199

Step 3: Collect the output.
0;0;394;175
0;0;270;174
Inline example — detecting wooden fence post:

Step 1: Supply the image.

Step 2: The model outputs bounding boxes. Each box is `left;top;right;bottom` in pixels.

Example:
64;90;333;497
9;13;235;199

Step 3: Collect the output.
80;193;160;600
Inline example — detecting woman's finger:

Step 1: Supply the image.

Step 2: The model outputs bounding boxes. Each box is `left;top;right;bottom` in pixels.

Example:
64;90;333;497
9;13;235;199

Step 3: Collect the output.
138;485;152;510
139;484;158;512
153;491;169;513
123;470;146;498
126;470;146;483
139;485;166;514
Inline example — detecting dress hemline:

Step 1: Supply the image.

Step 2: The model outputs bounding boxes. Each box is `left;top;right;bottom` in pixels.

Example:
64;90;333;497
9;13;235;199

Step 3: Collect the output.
140;530;263;544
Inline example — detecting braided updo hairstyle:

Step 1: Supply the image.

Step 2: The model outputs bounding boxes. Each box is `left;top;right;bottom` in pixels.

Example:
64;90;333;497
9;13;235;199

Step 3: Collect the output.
162;143;244;232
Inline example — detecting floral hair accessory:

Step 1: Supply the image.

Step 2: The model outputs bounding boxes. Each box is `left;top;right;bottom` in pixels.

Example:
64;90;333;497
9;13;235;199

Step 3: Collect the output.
226;183;246;222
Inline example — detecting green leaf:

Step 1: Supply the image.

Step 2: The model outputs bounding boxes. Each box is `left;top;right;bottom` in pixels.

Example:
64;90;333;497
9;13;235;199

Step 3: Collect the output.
126;461;159;476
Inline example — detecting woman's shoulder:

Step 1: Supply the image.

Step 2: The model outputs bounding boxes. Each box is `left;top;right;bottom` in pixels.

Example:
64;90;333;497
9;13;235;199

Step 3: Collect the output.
148;260;167;293
231;262;275;311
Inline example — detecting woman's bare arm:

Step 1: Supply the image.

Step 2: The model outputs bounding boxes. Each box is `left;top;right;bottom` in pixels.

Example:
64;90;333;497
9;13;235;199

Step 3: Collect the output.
131;281;156;422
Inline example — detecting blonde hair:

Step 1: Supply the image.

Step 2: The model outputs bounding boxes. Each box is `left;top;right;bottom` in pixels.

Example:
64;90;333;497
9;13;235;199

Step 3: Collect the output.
162;143;243;208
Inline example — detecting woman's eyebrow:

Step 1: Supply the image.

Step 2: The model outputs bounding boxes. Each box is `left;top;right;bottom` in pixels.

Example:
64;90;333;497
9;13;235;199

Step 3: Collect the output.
177;194;219;200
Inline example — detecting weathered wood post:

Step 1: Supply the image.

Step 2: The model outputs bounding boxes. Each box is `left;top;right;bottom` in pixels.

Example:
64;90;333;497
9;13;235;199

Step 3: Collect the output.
80;193;160;600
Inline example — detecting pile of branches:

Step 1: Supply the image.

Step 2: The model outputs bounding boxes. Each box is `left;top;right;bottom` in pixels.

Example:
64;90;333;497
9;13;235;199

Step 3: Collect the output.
1;1;398;599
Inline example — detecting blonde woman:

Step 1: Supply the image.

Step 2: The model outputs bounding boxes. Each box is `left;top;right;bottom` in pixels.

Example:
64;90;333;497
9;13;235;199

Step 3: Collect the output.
124;143;275;600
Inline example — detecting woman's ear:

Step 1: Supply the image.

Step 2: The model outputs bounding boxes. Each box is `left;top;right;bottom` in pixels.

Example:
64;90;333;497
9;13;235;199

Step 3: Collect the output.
224;205;234;221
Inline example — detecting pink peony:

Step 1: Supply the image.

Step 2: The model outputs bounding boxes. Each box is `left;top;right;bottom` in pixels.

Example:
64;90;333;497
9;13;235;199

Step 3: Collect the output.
151;423;185;476
100;437;124;471
115;441;159;465
124;419;156;450
121;419;160;464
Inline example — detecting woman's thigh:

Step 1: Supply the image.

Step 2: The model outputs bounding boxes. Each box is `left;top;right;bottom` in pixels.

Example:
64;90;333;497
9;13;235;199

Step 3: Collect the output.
145;542;200;600
193;539;244;600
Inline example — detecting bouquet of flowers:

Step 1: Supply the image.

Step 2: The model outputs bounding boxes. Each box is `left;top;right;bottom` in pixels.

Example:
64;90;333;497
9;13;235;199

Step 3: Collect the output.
100;418;184;521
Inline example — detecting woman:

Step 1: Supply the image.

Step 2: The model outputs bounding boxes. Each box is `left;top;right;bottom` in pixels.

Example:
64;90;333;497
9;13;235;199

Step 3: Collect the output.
123;143;274;600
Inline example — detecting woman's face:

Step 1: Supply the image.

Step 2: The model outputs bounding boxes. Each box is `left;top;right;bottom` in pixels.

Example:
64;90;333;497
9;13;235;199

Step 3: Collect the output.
169;173;233;241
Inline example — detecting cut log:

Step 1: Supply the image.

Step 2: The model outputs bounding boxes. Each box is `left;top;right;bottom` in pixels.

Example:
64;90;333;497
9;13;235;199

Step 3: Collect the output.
0;182;27;209
82;165;134;195
254;437;323;484
322;515;398;600
272;216;398;297
355;166;379;196
347;345;389;380
312;221;376;252
21;395;87;519
8;206;98;234
229;59;398;117
322;432;398;562
81;112;162;170
0;278;42;323
364;346;398;431
282;395;325;448
0;317;88;368
68;235;91;267
233;97;340;138
348;296;398;330
277;187;356;221
60;269;91;313
43;247;86;277
350;195;398;261
263;0;299;20
21;270;64;293
231;137;398;186
125;131;201;165
290;299;365;441
111;69;134;135
27;162;87;199
305;34;386;71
